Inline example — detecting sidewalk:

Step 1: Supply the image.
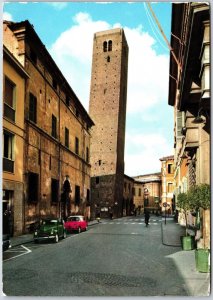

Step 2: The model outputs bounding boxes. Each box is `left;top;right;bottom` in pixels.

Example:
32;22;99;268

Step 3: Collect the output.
161;219;210;296
10;219;99;247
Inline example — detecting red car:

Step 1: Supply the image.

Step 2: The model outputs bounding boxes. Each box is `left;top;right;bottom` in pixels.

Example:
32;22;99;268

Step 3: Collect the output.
64;215;88;233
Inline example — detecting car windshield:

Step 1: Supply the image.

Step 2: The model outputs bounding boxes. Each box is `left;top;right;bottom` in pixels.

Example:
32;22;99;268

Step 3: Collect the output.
42;220;57;225
68;217;81;221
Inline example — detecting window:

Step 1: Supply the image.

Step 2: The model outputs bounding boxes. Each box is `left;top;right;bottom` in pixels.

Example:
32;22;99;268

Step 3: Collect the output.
168;164;173;174
107;56;110;62
103;40;112;52
29;93;37;123
139;188;141;196
65;127;69;148
96;177;100;185
75;137;79;155
28;172;39;202
75;185;80;206
52;114;57;139
38;149;41;165
4;77;16;122
176;110;185;137
103;41;107;52
132;187;135;196
3;130;14;173
168;183;173;193
49;155;52;170
86;147;89;163
108;40;112;51
51;179;59;203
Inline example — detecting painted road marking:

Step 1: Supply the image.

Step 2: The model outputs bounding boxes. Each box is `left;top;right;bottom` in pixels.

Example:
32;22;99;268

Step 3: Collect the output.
3;245;32;262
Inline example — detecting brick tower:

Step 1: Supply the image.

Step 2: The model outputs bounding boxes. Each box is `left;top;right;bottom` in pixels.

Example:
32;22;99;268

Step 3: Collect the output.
89;28;129;218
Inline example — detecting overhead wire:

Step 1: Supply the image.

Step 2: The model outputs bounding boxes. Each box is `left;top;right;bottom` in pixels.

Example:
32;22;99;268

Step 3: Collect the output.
143;2;169;53
147;2;182;71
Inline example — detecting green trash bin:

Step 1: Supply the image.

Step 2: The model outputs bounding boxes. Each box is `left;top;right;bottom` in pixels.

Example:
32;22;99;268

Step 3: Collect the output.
195;249;210;273
181;236;195;250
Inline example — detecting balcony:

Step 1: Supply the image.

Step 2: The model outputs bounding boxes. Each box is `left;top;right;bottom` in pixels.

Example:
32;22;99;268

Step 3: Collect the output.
185;112;199;149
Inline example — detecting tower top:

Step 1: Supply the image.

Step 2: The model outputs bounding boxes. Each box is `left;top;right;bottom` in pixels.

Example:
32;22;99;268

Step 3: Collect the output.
94;28;128;48
95;28;123;37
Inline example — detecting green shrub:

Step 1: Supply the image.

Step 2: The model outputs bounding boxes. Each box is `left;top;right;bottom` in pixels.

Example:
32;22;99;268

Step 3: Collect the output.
187;184;210;210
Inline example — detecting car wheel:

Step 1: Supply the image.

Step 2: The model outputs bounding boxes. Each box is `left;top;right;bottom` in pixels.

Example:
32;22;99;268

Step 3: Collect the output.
55;234;59;243
34;239;39;244
78;227;81;234
63;230;66;239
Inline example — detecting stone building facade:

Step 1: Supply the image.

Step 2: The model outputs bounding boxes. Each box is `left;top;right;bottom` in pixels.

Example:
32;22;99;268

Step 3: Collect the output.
168;3;210;247
89;28;129;218
133;173;161;214
3;20;94;233
3;45;29;236
159;156;175;215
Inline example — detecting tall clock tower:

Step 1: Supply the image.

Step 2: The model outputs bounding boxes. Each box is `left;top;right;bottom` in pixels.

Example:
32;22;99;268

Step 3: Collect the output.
89;28;129;218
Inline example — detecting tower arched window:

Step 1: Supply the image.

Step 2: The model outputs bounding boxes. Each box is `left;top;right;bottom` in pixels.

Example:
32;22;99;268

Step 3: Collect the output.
108;40;112;51
103;41;107;52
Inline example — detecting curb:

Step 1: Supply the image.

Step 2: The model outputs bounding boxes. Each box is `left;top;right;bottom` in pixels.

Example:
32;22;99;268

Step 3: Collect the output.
161;222;182;247
10;220;100;247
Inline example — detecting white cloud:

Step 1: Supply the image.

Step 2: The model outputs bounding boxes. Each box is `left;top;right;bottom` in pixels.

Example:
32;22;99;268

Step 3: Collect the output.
49;12;172;176
46;2;68;10
49;12;110;110
125;132;173;176
3;12;13;21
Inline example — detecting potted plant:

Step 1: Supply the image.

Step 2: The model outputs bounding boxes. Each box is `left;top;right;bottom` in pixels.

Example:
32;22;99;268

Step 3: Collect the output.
188;184;210;273
177;192;195;250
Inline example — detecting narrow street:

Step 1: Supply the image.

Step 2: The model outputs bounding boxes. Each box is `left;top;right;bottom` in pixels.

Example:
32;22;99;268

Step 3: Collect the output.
3;216;188;296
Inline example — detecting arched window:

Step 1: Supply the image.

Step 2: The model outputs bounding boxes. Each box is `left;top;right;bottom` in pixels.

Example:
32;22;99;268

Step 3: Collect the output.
107;56;110;62
108;40;112;51
103;41;107;52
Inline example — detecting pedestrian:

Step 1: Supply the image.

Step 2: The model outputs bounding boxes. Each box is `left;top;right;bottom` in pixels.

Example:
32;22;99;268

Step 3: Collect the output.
144;210;150;227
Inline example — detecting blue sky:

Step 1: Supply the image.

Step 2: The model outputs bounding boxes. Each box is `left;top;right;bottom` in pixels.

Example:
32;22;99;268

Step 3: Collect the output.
3;1;174;177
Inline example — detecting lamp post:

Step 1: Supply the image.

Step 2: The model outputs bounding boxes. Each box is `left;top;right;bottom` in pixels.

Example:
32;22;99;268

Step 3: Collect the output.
163;202;167;224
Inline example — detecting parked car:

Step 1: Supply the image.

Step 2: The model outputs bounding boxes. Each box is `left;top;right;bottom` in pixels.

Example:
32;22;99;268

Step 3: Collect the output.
64;215;88;233
34;218;66;243
2;234;11;251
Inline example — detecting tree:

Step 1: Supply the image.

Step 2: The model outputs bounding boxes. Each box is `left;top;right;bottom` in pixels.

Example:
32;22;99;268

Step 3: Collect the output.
187;184;210;249
177;192;193;236
187;184;210;210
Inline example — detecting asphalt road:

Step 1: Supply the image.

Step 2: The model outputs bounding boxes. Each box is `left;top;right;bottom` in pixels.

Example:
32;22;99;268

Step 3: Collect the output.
3;215;188;296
